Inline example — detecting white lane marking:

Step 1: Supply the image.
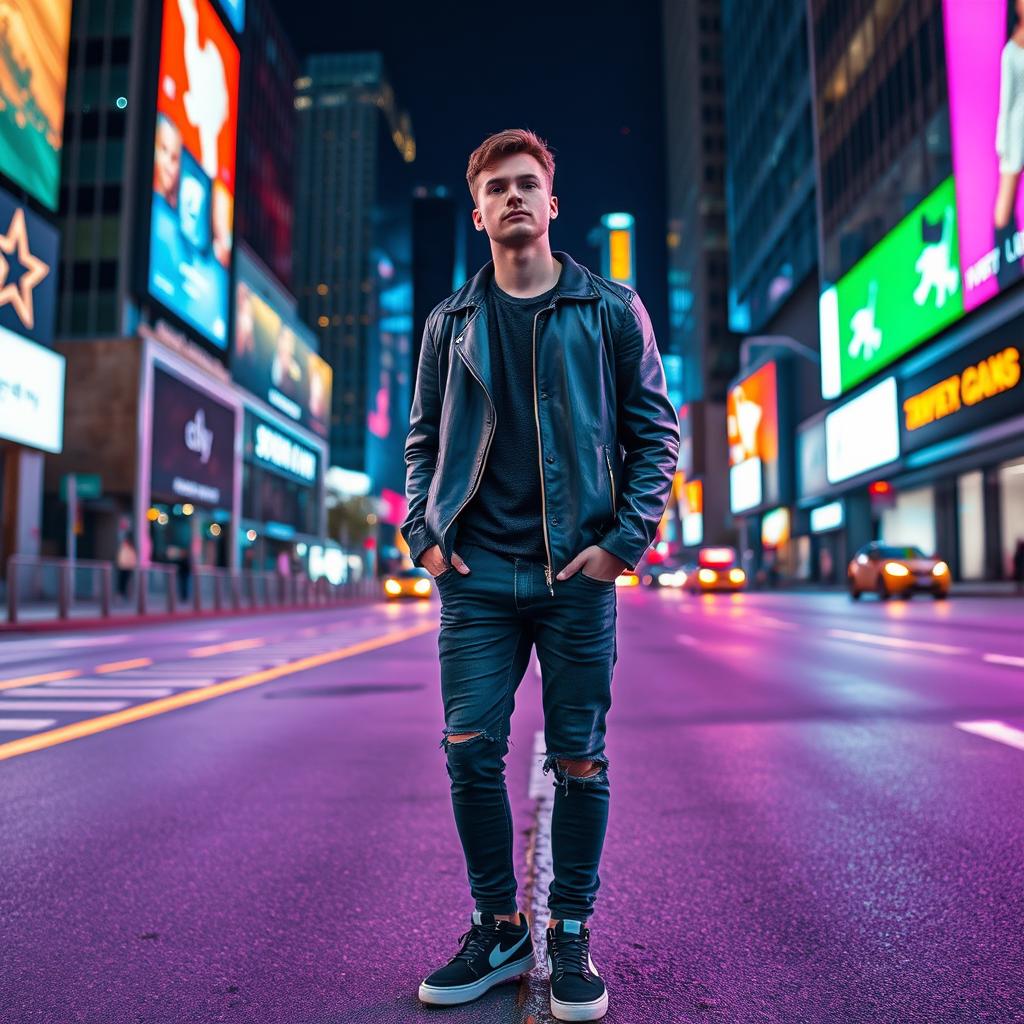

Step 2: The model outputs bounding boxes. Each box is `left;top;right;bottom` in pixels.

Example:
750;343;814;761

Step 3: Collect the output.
5;687;174;698
0;700;129;711
956;720;1024;753
51;677;219;689
983;654;1024;669
826;629;968;656
0;718;57;731
751;615;799;631
52;635;132;648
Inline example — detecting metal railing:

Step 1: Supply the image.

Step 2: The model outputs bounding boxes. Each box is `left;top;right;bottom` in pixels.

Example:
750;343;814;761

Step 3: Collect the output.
4;556;380;626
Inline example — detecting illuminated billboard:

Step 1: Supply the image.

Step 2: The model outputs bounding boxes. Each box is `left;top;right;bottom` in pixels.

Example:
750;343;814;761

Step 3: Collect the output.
215;0;244;32
148;0;240;349
819;178;964;399
898;324;1022;455
727;361;778;514
0;0;72;211
944;0;1024;312
0;188;60;346
825;377;900;485
233;249;331;438
0;327;65;453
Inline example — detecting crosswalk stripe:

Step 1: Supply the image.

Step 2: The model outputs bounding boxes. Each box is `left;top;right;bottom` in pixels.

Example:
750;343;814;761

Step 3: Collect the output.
0;718;57;731
49;677;219;689
956;720;1024;752
5;687;174;698
0;700;129;711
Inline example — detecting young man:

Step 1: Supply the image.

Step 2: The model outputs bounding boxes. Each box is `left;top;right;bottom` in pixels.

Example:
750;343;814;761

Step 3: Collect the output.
402;129;679;1022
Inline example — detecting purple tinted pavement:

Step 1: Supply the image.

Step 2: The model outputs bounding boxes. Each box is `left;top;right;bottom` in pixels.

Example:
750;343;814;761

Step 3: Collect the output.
1;590;1023;1022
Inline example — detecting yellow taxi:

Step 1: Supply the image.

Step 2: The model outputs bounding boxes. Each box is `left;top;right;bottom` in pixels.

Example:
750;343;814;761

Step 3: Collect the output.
383;567;435;600
683;547;746;593
847;543;951;601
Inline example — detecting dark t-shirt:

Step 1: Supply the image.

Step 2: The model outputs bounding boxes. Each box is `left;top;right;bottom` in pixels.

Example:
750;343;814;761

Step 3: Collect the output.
455;281;556;561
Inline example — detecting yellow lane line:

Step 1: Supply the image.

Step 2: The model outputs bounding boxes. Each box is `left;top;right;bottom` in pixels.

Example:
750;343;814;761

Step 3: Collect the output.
95;658;153;674
0;670;81;693
188;638;266;658
0;622;437;762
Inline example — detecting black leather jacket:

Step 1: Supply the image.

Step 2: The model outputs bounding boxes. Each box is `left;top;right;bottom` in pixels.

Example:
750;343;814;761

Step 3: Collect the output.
401;251;680;592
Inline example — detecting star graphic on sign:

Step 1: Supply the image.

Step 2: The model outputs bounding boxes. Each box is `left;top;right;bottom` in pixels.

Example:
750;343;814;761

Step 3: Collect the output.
0;207;50;331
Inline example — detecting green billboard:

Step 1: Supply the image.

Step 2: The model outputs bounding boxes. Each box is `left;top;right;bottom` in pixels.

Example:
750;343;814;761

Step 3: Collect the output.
820;177;964;398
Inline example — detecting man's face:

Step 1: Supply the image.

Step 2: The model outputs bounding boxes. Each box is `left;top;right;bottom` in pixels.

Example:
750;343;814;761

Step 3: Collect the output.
472;152;557;245
154;119;182;200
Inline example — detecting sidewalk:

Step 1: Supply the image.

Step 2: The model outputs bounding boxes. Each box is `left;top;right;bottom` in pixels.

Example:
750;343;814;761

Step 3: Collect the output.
0;589;383;634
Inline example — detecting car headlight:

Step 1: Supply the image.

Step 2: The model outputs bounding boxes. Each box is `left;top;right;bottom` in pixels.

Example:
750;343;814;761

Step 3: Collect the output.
698;568;718;584
728;568;746;584
883;562;910;577
414;579;431;594
931;561;949;577
384;579;401;595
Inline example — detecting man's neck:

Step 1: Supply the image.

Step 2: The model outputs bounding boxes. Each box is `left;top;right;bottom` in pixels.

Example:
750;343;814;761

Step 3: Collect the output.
490;240;562;298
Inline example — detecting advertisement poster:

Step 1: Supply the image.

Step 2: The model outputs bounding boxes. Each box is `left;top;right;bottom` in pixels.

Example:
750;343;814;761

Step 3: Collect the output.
825;377;900;485
150;367;236;506
233;250;332;439
727;361;778;514
0;187;59;346
819;178;964;399
944;0;1024;311
0;0;72;211
148;0;239;349
0;326;65;453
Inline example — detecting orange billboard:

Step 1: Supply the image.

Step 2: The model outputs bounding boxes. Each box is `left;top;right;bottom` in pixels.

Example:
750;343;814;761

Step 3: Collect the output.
727;361;778;467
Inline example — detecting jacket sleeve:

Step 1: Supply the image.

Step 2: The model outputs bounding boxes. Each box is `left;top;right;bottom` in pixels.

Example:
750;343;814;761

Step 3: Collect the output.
400;314;442;566
597;293;681;571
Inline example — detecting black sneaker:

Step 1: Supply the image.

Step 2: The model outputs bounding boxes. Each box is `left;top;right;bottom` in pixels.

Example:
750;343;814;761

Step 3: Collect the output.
545;920;608;1021
418;911;535;1006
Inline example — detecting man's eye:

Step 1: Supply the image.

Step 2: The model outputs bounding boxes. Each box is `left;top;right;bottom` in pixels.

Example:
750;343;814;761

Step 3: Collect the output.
524;182;537;189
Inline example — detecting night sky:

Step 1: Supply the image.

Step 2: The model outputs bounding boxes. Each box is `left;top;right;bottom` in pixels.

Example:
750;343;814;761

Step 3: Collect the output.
271;0;669;338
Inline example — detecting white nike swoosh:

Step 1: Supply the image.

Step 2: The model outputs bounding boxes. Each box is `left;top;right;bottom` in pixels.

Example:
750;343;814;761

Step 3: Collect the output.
488;930;530;969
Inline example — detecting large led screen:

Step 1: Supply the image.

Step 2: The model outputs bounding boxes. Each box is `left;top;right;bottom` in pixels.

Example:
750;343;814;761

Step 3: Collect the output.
233;249;332;439
727;361;778;514
825;377;900;485
148;0;240;349
820;178;964;399
150;367;236;506
944;0;1024;312
0;0;72;211
0;187;60;346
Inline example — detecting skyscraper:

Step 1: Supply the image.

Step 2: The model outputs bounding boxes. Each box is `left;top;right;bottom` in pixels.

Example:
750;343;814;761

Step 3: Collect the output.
292;53;415;475
235;0;299;291
662;0;735;547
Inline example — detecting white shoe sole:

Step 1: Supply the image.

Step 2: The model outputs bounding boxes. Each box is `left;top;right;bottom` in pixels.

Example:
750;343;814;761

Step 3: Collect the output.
550;990;609;1021
417;951;536;1006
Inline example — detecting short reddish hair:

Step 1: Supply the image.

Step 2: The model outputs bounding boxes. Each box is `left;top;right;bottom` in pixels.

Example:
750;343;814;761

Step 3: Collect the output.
466;129;556;201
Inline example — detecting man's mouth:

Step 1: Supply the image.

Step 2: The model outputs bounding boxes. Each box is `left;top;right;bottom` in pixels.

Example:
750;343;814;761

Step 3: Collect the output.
504;211;529;220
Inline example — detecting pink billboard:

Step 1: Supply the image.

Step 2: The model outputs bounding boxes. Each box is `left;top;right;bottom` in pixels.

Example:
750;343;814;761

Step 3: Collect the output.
945;0;1024;309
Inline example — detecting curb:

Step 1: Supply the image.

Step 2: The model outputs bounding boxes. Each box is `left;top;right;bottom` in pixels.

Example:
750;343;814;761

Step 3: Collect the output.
0;596;383;635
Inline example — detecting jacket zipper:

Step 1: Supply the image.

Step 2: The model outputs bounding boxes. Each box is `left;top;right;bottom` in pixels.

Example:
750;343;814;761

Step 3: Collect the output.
533;307;555;596
439;321;496;557
603;444;616;520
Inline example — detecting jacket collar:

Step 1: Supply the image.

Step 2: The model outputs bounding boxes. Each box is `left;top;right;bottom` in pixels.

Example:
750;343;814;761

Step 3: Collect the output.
440;250;600;313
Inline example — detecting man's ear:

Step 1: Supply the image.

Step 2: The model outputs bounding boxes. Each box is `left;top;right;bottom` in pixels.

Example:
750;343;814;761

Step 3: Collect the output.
549;195;559;220
472;208;486;232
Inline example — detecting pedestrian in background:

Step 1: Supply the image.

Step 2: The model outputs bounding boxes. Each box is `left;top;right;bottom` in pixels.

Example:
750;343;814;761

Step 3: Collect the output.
403;129;679;1021
115;536;137;599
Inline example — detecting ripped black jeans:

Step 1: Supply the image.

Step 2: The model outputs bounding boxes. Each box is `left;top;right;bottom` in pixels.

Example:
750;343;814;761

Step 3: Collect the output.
435;542;617;922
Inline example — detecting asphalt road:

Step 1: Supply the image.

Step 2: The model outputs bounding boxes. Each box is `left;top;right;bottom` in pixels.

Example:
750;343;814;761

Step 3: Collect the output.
2;586;1023;1023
